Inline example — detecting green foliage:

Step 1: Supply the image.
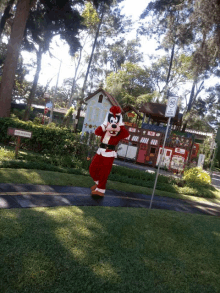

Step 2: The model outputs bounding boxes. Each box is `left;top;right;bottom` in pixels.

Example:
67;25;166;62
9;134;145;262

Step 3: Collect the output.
64;106;75;119
0;147;15;161
111;165;178;185
82;2;99;29
0;118;101;170
0;117;79;154
183;167;211;185
1;142;218;199
215;143;220;169
105;62;152;106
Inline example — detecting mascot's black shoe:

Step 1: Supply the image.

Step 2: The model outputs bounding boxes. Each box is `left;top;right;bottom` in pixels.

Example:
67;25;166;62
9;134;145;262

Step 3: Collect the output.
90;184;97;191
91;190;104;197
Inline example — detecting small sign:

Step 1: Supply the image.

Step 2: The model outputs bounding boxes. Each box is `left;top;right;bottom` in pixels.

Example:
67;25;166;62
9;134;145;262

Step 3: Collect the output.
175;148;185;154
7;128;32;138
127;112;135;117
128;127;136;132
14;129;32;138
147;131;155;136
165;96;178;117
198;154;205;168
7;128;32;158
124;122;133;126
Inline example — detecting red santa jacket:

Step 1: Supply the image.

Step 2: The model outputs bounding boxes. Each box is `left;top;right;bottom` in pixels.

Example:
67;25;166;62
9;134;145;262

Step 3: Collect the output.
95;125;129;157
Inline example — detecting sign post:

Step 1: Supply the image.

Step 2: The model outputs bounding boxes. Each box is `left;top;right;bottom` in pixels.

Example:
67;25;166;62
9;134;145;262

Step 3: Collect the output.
149;96;178;209
7;128;32;158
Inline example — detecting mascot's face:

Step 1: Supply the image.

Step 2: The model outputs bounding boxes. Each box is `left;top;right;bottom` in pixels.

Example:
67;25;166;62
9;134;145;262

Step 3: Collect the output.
106;113;121;136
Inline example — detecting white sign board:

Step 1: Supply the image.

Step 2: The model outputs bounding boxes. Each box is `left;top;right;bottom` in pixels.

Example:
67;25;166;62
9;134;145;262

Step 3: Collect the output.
198;154;205;168
175;148;185;155
46;102;53;109
165;97;178;117
147;131;155;136
14;130;32;138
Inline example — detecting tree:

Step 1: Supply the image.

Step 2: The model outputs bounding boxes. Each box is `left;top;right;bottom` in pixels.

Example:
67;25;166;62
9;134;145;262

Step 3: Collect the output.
23;2;82;120
105;62;152;107
140;0;220;133
0;0;15;38
74;0;126;132
0;0;36;118
67;1;100;108
139;0;194;101
0;0;110;118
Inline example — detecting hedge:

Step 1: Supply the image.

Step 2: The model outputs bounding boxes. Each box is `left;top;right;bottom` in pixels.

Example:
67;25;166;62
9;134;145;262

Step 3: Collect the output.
0;117;99;157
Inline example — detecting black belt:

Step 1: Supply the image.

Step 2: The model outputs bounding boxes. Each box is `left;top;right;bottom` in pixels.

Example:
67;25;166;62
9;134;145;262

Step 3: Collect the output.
100;143;116;150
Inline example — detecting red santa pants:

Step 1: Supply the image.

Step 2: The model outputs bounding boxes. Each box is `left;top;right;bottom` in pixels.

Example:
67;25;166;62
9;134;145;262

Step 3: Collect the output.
89;154;115;193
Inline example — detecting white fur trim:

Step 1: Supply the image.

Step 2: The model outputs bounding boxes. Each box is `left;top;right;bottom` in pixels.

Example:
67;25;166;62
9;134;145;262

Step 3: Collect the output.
96;188;105;193
95;181;99;185
118;115;124;126
103;112;109;127
102;132;111;144
97;148;117;158
101;124;106;131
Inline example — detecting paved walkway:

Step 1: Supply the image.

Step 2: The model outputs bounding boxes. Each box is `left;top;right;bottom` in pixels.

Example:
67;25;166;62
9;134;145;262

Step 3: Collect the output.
211;171;220;189
0;183;220;217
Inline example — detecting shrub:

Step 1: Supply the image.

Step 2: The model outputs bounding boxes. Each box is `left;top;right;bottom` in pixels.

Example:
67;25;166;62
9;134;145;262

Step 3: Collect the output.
183;167;211;185
0;147;15;161
111;165;180;185
0;118;100;161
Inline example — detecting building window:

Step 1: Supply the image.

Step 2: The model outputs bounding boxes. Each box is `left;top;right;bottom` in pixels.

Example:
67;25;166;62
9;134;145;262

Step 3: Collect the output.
98;94;103;103
150;147;156;154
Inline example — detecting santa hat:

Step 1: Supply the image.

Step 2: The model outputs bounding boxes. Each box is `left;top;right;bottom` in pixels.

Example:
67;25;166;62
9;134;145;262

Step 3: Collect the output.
102;106;124;127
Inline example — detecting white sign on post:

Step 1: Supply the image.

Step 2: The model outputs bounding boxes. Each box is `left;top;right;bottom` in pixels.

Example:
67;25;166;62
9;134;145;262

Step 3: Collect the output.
14;129;32;138
165;96;179;117
198;154;205;168
149;96;179;209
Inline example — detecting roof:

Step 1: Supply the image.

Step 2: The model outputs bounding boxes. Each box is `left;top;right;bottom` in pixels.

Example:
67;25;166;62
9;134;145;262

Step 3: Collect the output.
84;88;121;109
138;102;180;124
11;103;85;117
122;104;143;119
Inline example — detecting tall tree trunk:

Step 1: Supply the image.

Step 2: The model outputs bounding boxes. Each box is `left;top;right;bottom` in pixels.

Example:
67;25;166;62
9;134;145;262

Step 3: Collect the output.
181;78;204;132
68;46;83;108
163;42;175;100
74;5;105;132
23;48;42;121
166;43;175;86
187;78;197;113
0;0;36;118
0;0;15;38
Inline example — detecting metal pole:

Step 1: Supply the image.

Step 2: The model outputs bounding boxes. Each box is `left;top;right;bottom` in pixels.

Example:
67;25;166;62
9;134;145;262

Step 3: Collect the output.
49;59;62;124
149;117;171;209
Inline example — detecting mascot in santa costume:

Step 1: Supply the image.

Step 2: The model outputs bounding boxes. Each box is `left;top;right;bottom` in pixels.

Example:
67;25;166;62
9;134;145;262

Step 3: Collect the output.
89;106;129;197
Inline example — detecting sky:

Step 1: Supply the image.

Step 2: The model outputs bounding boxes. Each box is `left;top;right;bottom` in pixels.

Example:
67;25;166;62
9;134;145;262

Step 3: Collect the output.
22;0;158;89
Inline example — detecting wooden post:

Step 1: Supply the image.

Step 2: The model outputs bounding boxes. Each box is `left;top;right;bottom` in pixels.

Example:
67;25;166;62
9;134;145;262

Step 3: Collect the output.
15;136;21;158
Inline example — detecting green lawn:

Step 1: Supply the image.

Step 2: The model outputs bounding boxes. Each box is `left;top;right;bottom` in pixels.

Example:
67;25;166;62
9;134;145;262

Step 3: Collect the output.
1;144;220;202
0;207;220;293
0;167;220;206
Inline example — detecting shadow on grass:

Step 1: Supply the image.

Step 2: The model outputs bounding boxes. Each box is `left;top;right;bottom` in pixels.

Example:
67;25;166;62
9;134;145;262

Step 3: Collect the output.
0;207;119;293
0;207;220;293
180;182;218;199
